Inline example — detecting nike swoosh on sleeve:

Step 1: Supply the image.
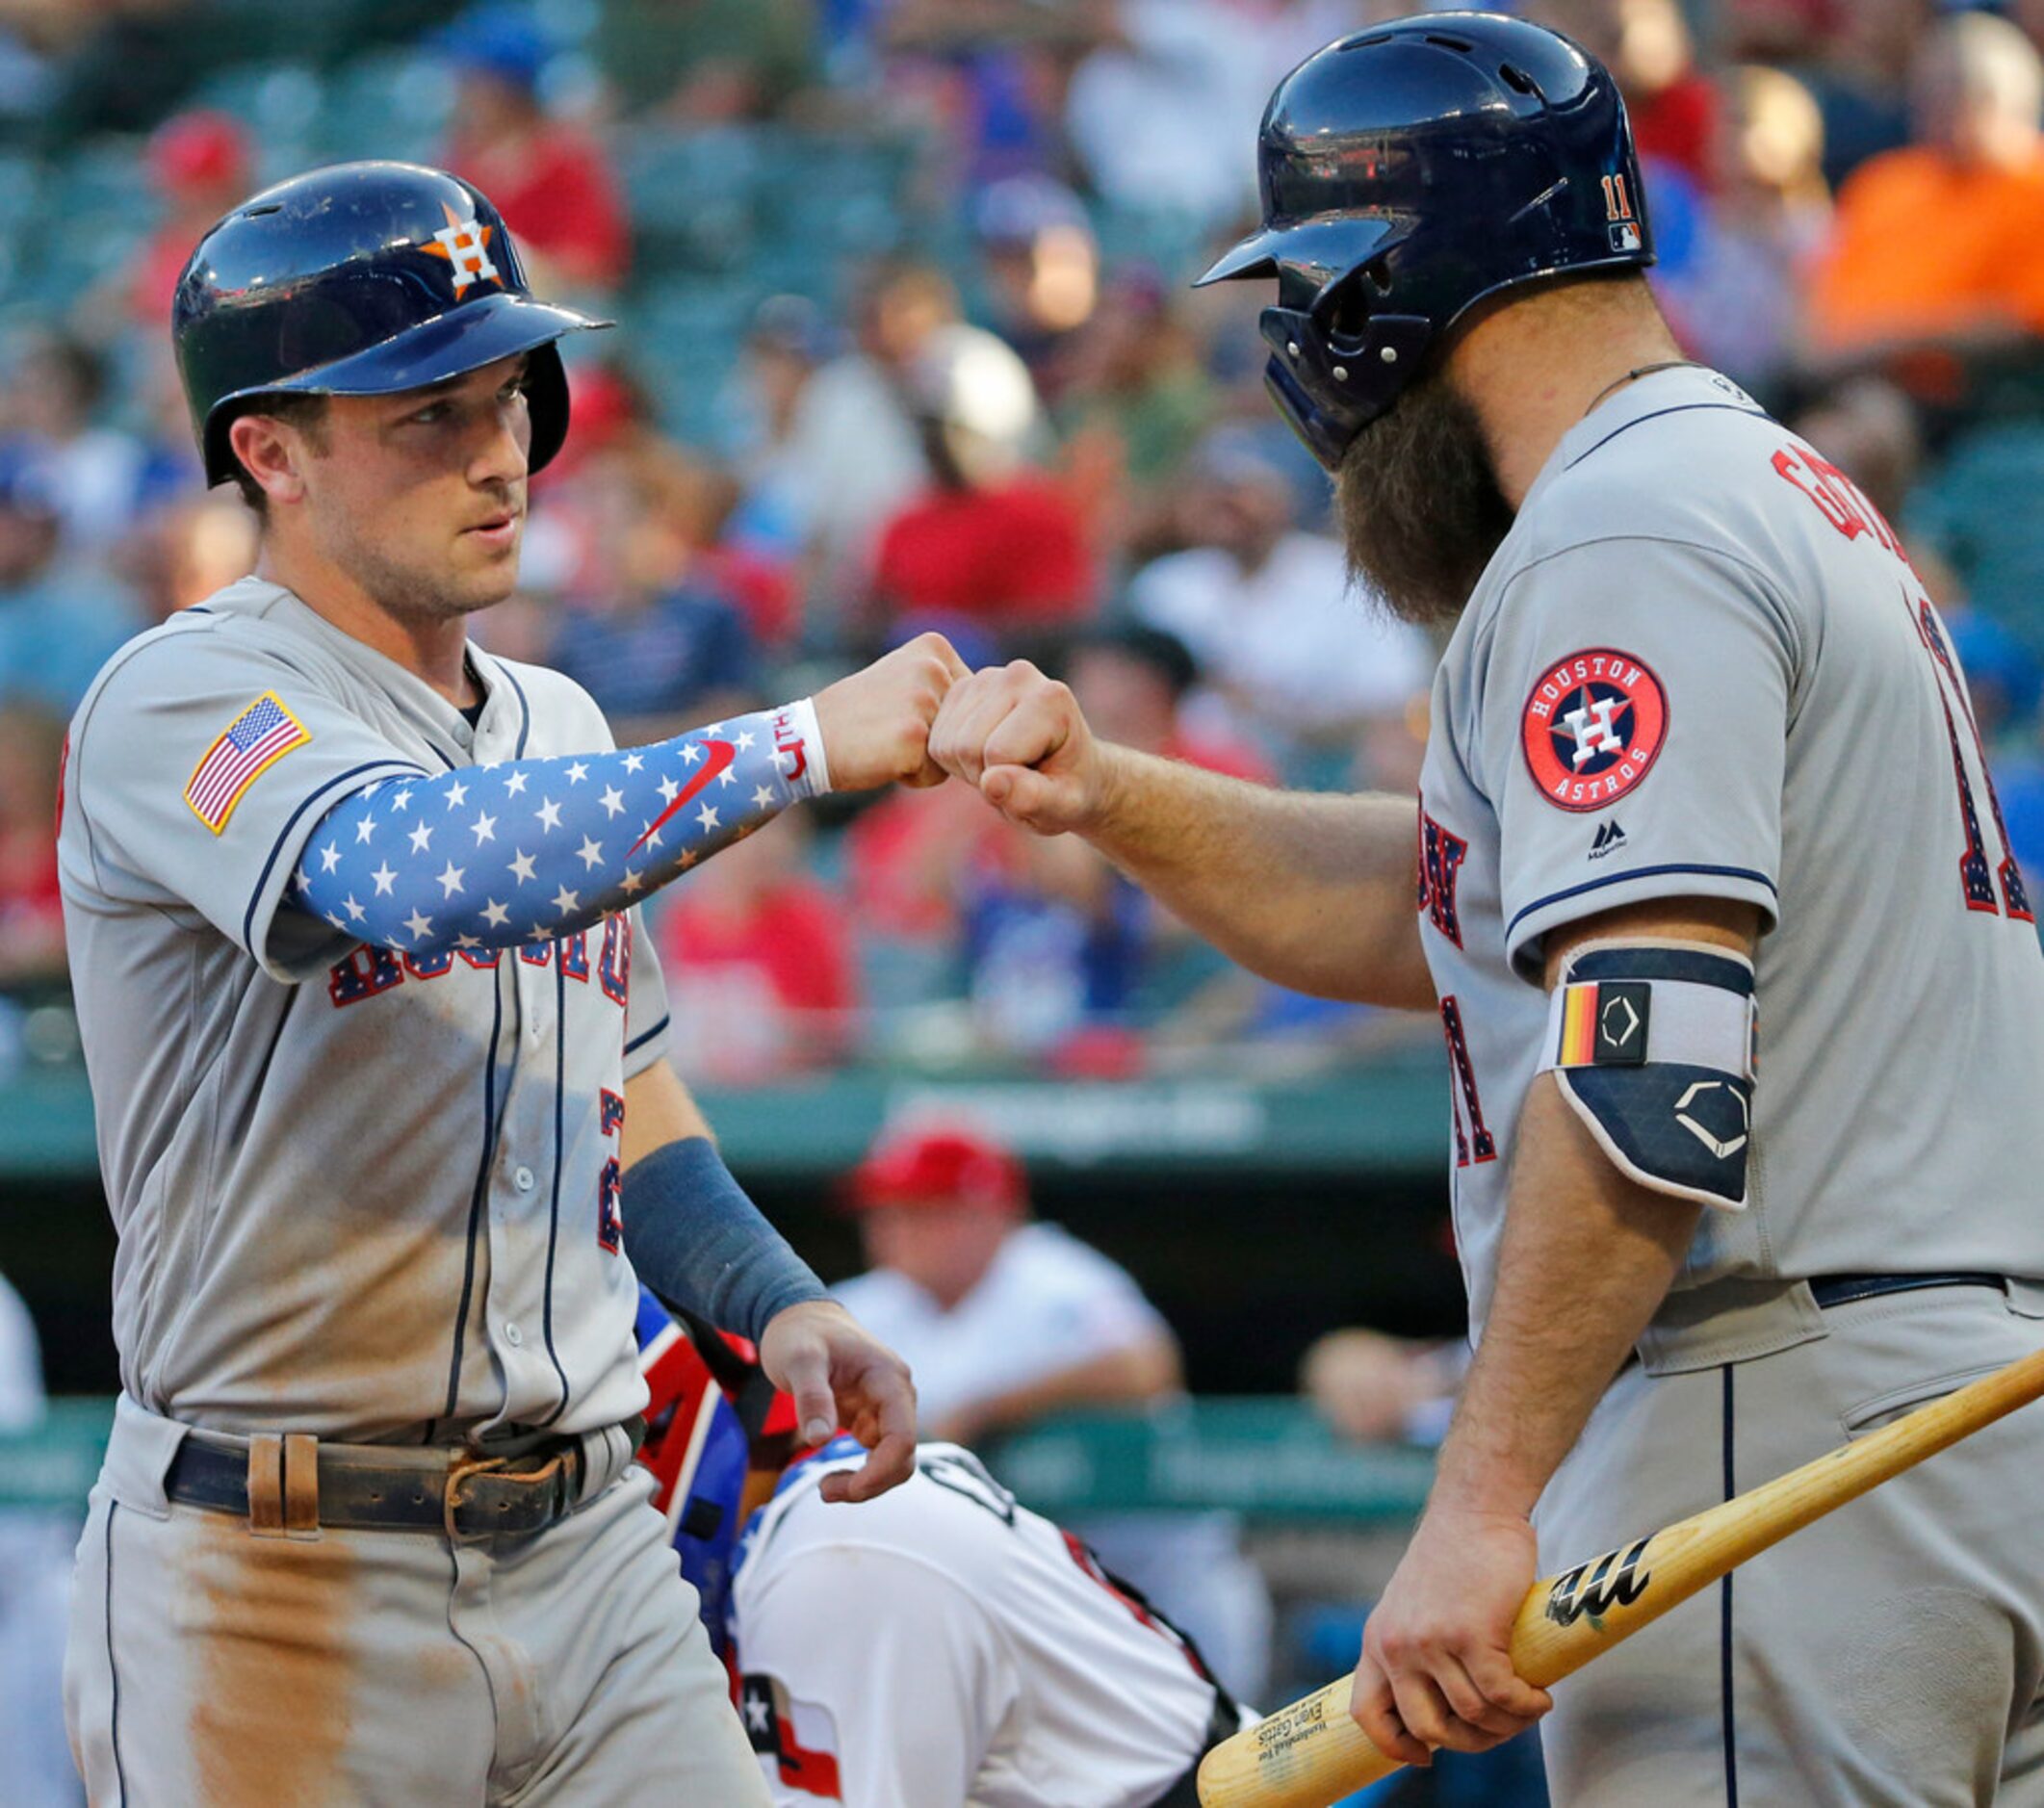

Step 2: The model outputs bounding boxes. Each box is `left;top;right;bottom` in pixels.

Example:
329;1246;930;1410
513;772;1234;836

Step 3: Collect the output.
629;739;737;856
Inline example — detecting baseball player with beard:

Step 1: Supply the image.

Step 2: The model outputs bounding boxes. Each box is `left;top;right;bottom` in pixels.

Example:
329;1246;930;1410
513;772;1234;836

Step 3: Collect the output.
928;15;2044;1806
56;162;947;1804
632;1289;1250;1808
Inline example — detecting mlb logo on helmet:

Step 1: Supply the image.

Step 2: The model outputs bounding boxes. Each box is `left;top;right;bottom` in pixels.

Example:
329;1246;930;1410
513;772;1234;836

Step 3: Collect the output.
1602;171;1642;253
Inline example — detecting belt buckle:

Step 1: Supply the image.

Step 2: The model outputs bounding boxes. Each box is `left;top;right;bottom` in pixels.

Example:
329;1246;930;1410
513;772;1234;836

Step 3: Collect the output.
443;1447;576;1542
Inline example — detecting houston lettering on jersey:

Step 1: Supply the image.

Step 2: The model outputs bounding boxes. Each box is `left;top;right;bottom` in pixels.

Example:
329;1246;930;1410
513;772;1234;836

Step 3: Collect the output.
325;917;632;1009
1417;805;1469;945
1520;649;1669;812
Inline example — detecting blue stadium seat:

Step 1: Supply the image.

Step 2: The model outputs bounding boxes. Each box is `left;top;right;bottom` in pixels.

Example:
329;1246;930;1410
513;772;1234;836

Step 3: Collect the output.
1910;422;2044;651
624;280;764;444
316;49;454;167
185;64;325;179
618;126;763;276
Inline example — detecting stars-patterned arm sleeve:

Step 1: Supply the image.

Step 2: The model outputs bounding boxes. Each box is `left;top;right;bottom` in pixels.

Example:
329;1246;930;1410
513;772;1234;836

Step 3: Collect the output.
287;701;829;956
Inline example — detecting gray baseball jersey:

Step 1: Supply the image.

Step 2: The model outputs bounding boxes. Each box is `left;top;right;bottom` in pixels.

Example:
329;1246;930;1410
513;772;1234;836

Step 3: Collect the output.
1414;366;2044;1336
57;575;668;1443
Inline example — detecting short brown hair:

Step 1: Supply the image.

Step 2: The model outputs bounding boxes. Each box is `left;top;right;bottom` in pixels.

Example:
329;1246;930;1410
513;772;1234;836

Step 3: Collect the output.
227;392;330;514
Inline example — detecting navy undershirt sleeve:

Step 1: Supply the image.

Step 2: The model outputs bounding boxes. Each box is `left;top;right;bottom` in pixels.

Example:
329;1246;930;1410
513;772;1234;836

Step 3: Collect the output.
625;1136;828;1339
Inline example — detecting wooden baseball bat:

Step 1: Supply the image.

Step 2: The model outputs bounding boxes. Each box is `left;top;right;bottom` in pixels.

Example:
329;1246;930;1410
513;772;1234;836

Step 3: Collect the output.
1199;1340;2044;1808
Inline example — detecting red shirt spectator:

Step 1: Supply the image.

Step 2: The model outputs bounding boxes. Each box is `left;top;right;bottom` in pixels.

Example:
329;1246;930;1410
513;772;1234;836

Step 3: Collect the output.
127;112;252;326
0;702;67;988
869;474;1094;631
1527;0;1720;191
653;822;857;1084
443;123;630;292
845;781;1005;943
1631;70;1721;191
436;8;630;291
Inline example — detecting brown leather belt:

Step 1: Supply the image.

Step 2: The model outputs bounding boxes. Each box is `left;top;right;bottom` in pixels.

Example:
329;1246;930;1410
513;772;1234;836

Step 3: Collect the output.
162;1423;641;1540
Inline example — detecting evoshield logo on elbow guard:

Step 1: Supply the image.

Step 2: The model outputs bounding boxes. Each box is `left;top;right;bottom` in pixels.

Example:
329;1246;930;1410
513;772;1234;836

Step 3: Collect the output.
1539;942;1758;1209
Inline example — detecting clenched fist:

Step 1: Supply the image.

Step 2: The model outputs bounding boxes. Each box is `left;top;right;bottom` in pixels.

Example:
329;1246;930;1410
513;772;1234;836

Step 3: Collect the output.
814;632;971;792
926;659;1117;834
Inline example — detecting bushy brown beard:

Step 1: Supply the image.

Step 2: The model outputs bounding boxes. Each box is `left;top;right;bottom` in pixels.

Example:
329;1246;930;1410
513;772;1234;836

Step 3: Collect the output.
1333;366;1515;630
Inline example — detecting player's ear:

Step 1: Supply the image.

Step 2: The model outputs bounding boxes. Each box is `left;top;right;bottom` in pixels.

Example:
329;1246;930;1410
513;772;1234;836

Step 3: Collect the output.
227;411;311;509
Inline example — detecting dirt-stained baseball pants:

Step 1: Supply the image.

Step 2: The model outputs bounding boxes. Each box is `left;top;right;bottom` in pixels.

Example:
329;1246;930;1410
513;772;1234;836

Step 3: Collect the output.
1535;1277;2044;1806
63;1395;769;1806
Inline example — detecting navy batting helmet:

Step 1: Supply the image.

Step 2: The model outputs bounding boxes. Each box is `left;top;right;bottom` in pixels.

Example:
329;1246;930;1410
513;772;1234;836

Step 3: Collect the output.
1195;13;1654;470
173;161;608;489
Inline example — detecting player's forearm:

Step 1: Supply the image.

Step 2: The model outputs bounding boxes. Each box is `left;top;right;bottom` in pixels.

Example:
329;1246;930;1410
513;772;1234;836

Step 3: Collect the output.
288;701;828;954
1429;1076;1700;1519
1085;747;1434;1009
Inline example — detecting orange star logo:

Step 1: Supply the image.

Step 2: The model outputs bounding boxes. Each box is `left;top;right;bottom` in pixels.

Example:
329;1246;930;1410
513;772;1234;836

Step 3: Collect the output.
424;202;501;295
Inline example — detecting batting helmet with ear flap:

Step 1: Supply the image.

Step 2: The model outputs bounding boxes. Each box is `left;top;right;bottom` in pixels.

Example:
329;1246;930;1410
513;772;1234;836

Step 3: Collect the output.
1195;13;1654;470
172;160;608;488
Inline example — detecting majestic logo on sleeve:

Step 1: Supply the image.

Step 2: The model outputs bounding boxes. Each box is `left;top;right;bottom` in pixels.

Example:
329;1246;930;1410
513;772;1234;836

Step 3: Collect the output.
1521;650;1669;813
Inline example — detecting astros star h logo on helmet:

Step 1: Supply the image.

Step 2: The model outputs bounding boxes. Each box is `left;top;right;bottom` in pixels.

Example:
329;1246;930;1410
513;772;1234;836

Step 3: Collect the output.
425;201;501;295
1521;648;1669;812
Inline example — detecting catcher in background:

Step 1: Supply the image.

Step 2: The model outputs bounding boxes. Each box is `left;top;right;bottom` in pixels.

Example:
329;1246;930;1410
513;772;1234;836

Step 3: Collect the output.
633;1289;1252;1808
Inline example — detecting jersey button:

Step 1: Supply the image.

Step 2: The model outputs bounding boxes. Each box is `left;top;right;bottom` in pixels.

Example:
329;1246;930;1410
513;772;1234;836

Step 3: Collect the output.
514;1165;535;1192
504;1321;524;1347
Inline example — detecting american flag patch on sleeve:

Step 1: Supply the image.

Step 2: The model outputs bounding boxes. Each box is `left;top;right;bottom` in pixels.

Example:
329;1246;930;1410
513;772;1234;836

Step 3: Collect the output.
184;691;311;833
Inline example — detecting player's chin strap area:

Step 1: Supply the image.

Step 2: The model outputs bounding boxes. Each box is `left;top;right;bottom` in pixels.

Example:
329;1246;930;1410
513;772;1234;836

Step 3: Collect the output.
1537;938;1759;1212
288;699;830;956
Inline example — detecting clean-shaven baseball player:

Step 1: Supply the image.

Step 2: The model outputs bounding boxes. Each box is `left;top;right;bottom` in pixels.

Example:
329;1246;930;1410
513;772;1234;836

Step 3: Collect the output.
57;161;952;1804
631;1289;1250;1807
927;15;2044;1805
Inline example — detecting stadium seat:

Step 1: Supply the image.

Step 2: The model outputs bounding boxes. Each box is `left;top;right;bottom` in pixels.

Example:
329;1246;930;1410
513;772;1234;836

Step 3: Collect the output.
618;126;763;277
317;49;454;167
186;65;326;180
1910;422;2044;650
625;281;766;444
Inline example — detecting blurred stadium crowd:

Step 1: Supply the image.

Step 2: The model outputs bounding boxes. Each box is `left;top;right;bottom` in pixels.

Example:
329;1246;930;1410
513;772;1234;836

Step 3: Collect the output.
0;0;2042;1086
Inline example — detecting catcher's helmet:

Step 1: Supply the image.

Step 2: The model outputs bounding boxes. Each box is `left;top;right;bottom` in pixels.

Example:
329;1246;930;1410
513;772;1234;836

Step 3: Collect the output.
1196;13;1654;469
173;160;608;488
634;1290;802;1659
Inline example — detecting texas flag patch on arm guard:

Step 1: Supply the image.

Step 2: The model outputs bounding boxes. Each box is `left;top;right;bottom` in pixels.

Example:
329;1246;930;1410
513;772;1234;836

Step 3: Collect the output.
184;691;311;833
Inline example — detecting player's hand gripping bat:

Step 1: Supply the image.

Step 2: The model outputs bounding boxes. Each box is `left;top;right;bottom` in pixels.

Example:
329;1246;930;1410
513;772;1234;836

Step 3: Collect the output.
1198;1340;2044;1808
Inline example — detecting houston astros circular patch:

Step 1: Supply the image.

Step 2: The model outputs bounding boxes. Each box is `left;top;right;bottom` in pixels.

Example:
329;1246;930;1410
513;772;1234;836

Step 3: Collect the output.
1521;649;1669;812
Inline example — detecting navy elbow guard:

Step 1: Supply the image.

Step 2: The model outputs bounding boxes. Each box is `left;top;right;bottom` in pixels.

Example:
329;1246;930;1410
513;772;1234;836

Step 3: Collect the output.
1538;942;1758;1209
